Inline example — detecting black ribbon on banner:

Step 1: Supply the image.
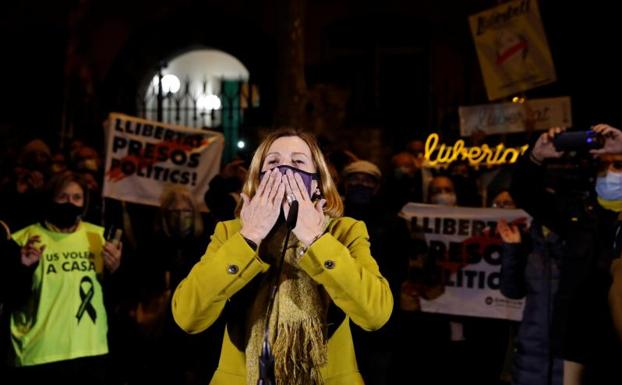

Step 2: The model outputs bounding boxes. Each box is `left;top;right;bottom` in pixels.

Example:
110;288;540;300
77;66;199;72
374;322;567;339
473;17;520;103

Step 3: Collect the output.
76;276;97;323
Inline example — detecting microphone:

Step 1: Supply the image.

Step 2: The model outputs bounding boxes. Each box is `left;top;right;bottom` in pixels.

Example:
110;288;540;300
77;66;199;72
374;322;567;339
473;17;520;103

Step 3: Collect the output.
257;200;298;385
286;200;299;230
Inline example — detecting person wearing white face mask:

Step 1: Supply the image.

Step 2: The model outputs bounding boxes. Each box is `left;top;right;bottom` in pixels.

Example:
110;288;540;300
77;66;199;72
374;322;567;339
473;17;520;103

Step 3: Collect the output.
594;157;622;211
427;176;458;207
510;125;622;385
426;175;478;384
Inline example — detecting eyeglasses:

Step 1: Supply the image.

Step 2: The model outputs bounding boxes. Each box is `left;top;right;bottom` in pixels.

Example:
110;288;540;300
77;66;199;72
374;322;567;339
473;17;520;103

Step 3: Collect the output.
492;201;515;209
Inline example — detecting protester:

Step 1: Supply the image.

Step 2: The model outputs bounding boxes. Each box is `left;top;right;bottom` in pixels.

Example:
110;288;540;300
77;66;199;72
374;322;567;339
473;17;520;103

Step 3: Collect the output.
72;145;104;224
204;158;247;223
341;160;405;385
0;139;52;230
510;124;622;385
120;186;219;385
499;215;564;385
386;151;426;212
7;171;122;384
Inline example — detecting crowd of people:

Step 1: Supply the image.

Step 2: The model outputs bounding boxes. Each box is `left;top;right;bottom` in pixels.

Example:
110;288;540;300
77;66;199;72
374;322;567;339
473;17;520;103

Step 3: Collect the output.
1;124;622;385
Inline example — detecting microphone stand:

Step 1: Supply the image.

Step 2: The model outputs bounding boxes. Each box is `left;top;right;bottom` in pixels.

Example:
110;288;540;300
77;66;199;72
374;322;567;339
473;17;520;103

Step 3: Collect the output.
257;200;299;385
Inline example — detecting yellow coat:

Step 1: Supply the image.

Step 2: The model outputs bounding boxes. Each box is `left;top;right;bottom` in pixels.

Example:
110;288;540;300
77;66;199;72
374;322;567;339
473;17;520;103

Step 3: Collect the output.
172;217;393;385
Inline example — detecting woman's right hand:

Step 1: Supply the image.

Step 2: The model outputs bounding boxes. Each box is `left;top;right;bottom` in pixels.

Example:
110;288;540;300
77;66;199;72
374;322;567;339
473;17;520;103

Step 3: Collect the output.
498;219;521;244
239;168;285;245
21;235;45;267
590;124;622;155
531;126;564;162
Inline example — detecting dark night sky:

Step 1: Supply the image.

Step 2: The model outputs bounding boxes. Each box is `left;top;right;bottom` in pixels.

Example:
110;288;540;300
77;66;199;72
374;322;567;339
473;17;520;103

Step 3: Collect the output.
0;0;621;151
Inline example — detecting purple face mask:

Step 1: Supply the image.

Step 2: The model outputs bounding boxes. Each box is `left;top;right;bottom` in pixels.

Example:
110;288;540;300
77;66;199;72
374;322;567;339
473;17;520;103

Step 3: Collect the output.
260;164;320;196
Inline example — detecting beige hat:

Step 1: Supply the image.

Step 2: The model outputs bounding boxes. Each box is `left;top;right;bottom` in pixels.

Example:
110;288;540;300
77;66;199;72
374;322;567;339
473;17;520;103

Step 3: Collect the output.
22;139;51;157
342;160;382;179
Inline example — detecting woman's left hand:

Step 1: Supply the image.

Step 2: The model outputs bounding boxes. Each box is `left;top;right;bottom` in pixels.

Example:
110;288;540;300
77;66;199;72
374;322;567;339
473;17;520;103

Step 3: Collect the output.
103;241;122;273
497;219;521;244
283;169;326;247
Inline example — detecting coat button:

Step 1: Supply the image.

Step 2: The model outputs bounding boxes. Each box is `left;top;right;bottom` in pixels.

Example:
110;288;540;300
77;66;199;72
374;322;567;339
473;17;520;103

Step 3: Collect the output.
323;260;335;269
227;264;239;274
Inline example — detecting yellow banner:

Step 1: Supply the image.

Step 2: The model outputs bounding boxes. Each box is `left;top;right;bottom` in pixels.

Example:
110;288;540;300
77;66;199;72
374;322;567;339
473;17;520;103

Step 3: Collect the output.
469;0;556;100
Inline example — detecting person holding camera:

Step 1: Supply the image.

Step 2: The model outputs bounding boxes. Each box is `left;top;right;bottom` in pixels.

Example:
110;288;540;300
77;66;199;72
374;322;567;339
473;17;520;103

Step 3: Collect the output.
510;124;622;385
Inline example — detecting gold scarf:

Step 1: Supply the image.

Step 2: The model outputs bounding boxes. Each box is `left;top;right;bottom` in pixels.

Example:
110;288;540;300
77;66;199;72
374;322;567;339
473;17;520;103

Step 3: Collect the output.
245;223;329;385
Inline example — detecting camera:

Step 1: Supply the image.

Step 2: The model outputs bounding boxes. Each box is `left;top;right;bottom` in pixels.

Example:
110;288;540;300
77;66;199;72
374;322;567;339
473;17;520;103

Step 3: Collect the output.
553;130;604;152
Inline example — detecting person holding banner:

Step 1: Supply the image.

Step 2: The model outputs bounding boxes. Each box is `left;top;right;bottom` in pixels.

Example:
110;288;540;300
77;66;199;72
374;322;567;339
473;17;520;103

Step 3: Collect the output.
511;125;622;385
172;128;393;385
6;171;122;385
498;217;564;385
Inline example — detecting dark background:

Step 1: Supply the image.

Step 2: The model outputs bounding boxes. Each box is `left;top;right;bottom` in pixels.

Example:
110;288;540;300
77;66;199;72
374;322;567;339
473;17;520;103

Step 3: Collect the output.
0;0;619;164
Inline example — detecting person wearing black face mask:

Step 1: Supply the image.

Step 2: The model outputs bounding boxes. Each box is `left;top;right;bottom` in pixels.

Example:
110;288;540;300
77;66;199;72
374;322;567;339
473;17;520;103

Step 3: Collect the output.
343;161;381;215
5;171;122;385
172;129;393;385
341;160;406;385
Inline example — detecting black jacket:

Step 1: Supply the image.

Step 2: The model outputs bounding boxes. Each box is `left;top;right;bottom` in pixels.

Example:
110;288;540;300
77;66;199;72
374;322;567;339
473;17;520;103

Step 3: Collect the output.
510;155;622;383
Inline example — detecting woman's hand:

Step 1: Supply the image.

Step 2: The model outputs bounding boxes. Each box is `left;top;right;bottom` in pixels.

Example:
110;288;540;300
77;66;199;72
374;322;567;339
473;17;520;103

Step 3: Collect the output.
21;235;45;267
103;240;122;273
531;126;564;163
590;124;622;156
239;168;286;245
498;219;521;244
283;169;326;247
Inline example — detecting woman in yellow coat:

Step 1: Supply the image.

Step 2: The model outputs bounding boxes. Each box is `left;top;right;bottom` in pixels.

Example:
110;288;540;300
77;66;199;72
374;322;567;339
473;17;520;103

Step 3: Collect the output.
172;128;393;385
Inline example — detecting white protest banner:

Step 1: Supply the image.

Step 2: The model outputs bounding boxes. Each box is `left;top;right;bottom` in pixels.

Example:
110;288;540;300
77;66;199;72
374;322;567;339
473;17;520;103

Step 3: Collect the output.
469;0;556;100
103;113;224;211
398;203;531;320
459;96;572;136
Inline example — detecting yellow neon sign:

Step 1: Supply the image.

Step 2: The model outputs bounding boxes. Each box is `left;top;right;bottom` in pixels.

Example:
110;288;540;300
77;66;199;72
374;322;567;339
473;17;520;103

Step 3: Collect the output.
424;133;529;167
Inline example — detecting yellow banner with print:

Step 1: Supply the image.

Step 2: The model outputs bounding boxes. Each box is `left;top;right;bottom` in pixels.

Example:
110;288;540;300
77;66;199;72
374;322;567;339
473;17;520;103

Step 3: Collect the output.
10;222;108;367
469;0;556;100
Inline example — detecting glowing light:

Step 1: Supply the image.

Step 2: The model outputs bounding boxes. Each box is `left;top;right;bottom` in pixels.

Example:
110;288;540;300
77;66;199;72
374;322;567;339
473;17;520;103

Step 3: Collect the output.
424;133;529;167
197;94;222;111
151;74;181;94
237;140;246;149
512;96;525;104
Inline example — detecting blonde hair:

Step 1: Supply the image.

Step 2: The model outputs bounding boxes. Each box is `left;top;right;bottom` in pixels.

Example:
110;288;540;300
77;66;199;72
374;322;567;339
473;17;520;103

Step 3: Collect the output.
237;128;343;218
159;186;204;238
